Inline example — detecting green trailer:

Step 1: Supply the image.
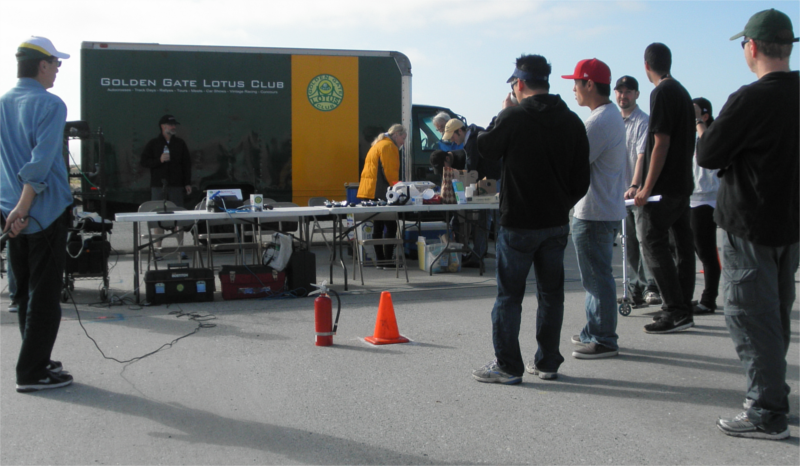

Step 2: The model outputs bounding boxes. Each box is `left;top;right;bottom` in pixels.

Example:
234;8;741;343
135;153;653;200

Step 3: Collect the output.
80;41;460;215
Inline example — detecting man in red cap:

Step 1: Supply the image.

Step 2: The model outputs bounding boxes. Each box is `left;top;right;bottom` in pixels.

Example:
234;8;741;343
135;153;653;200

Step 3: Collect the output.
635;43;696;334
698;8;798;441
561;59;626;359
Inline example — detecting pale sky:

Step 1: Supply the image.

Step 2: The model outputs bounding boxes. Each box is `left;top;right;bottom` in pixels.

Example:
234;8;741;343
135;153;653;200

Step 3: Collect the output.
1;0;799;127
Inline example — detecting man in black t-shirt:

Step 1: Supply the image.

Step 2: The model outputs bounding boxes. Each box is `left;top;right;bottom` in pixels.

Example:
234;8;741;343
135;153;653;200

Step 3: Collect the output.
634;43;696;334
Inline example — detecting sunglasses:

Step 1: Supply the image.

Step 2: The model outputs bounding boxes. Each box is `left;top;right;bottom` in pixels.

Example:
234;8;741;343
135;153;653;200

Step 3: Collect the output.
741;37;750;49
47;58;62;67
510;79;518;92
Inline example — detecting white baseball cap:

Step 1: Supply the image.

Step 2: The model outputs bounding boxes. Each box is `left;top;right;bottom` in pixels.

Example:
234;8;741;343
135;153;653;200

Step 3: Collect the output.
17;36;70;61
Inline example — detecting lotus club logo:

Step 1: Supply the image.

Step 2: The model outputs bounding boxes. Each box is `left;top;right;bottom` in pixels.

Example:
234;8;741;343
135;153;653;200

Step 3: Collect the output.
307;74;343;111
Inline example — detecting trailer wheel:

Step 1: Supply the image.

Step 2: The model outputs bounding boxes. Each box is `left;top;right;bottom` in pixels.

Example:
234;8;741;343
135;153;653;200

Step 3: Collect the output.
61;288;69;303
618;303;632;316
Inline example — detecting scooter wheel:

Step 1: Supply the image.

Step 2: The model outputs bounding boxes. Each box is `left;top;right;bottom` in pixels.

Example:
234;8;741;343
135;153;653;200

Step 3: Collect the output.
619;303;632;316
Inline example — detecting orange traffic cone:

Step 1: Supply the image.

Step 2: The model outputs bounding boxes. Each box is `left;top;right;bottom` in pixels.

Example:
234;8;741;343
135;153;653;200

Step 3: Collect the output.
365;291;409;345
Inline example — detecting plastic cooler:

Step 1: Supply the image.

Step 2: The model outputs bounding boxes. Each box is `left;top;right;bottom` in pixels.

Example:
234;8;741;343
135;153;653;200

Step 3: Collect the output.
344;182;361;205
403;222;447;257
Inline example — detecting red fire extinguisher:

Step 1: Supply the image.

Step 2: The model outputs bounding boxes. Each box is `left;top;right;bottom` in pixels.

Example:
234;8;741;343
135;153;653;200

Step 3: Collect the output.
310;281;341;346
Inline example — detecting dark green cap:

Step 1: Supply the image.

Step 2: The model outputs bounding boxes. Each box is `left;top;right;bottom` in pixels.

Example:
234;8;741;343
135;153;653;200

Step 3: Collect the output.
730;9;798;44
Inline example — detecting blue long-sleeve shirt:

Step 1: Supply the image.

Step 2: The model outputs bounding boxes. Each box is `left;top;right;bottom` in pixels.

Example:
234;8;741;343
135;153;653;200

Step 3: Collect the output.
0;78;72;233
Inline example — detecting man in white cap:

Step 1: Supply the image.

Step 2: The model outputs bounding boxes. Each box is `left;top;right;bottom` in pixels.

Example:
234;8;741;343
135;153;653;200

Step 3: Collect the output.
698;8;798;441
0;36;74;392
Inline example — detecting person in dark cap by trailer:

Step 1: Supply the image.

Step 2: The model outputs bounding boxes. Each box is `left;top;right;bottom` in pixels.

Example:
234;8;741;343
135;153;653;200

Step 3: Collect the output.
697;8;798;441
140;114;192;259
1;36;74;392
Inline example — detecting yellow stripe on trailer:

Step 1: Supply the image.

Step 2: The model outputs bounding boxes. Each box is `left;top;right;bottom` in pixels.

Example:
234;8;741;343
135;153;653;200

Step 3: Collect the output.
291;55;359;206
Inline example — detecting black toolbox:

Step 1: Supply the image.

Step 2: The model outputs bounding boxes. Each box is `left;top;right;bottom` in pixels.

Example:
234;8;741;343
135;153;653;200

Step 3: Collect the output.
144;263;215;305
287;248;317;297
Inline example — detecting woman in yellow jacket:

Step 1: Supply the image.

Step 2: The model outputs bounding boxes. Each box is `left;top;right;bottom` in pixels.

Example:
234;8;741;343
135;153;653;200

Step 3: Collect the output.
357;123;407;264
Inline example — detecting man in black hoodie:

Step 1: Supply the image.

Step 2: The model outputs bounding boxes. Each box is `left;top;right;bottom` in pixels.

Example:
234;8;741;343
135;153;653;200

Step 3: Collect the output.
471;54;590;384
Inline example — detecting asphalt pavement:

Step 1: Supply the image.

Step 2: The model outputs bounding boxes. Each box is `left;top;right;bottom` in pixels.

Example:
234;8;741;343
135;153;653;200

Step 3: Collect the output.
1;220;798;465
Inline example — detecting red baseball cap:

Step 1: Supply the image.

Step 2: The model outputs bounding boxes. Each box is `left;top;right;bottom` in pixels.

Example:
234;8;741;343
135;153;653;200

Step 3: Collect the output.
561;59;611;85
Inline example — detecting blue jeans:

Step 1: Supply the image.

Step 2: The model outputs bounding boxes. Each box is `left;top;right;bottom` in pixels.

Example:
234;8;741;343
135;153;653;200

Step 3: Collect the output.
722;232;797;431
8;210;68;383
492;225;569;376
572;218;620;350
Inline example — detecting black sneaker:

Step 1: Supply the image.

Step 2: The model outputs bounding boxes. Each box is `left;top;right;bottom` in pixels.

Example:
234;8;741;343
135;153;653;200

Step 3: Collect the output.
16;371;73;393
8;301;19;313
572;342;619;359
652;310;670;321
45;360;63;374
716;412;789;440
693;303;716;315
644;313;694;334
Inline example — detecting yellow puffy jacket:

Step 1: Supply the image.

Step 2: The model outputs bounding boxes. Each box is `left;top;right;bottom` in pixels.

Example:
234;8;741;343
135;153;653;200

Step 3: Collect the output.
357;138;400;200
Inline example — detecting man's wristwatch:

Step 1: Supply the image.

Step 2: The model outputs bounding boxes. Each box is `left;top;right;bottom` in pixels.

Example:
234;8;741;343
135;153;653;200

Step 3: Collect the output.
695;118;705;125
630;184;639;189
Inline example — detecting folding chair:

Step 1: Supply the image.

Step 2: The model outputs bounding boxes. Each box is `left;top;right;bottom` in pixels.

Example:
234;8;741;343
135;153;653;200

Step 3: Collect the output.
307;197;336;252
194;199;259;269
137;200;204;271
352;211;408;285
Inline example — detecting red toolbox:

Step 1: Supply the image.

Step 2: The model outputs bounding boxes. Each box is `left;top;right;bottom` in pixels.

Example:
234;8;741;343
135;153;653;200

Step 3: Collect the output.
218;265;286;300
